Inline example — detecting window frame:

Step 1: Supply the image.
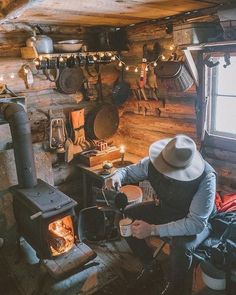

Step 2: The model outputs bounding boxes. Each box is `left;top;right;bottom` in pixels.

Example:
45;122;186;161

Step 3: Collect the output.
205;51;236;140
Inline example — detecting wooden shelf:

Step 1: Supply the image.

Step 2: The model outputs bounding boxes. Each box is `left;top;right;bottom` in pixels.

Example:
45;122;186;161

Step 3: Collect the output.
21;47;117;63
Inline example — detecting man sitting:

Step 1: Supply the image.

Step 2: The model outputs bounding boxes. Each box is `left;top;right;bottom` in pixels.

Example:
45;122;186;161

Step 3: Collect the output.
105;134;216;295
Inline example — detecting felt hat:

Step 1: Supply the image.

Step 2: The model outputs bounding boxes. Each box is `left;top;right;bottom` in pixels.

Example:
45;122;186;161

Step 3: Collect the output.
149;134;205;181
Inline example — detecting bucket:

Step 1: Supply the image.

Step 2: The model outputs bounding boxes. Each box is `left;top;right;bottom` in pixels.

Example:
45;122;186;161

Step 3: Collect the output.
119;185;143;205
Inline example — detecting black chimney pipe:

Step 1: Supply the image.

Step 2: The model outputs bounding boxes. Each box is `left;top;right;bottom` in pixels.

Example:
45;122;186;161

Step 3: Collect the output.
0;103;37;188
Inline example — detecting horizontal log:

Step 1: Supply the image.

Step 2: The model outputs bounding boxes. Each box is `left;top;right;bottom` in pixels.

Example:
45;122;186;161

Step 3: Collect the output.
118;113;196;135
203;147;236;164
120;99;163;116
204;132;236;153
205;157;236;189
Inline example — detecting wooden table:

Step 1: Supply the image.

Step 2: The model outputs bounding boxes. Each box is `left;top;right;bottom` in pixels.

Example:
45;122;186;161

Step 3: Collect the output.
76;153;140;208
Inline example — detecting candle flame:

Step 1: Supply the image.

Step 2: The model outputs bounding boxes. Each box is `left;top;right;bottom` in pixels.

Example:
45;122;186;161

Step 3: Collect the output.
120;145;125;153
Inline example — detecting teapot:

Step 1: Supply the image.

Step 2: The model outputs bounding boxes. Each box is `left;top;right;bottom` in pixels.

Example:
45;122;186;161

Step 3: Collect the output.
26;28;53;54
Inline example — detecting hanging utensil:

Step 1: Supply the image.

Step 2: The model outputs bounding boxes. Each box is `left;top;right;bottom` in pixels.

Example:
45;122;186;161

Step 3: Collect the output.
56;67;84;94
138;44;148;100
112;65;132;106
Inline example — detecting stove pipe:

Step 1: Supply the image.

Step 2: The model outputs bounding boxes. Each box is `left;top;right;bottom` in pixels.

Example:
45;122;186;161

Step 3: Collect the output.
0;103;37;188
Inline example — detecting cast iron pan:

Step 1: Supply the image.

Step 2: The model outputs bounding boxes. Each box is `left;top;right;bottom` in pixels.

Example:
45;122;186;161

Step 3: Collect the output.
112;66;131;106
56;67;84;94
85;103;119;140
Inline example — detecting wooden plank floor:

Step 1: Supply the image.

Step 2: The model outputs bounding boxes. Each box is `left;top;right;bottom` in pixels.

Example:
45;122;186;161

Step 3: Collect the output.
0;227;142;295
0;228;233;295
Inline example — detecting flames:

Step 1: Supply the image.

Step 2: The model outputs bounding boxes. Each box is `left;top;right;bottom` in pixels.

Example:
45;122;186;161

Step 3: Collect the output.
48;216;74;256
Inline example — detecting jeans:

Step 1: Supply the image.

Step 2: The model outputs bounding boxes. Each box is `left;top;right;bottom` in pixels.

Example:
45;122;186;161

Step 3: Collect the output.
124;201;211;285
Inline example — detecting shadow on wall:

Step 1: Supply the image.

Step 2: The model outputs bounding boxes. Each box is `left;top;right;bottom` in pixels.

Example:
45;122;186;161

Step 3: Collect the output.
0;144;54;235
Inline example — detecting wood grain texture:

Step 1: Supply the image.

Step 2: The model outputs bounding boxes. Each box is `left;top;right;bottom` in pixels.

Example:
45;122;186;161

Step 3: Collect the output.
0;0;227;26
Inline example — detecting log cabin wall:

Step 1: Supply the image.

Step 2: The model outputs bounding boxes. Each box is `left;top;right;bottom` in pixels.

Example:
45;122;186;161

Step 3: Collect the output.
0;9;235;235
0;24;90;233
110;23;198;158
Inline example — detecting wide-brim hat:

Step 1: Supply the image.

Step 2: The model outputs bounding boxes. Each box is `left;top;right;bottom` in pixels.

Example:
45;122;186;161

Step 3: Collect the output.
149;134;205;181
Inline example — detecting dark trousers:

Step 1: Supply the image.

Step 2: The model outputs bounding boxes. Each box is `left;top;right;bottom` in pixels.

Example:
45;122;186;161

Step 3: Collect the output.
124;201;211;285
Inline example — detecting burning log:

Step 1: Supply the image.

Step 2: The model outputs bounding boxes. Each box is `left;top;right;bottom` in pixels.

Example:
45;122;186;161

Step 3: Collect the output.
48;229;67;253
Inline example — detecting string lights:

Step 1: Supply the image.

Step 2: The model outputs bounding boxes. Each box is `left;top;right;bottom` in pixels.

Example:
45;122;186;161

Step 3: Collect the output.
0;44;176;82
114;53;166;73
0;73;18;81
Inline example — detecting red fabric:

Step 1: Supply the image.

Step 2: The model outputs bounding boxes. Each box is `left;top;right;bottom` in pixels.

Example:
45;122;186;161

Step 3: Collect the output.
215;192;236;213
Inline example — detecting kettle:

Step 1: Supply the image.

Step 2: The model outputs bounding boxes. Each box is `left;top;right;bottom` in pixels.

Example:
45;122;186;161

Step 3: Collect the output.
26;28;53;54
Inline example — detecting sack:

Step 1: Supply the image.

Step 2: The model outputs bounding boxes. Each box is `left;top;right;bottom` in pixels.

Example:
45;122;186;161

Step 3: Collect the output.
210;219;236;270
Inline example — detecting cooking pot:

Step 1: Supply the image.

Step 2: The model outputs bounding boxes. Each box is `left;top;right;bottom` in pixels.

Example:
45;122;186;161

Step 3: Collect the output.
26;30;53;54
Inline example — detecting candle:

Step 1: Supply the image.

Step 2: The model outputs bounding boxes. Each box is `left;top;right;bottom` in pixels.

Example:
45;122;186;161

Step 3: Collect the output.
120;145;125;165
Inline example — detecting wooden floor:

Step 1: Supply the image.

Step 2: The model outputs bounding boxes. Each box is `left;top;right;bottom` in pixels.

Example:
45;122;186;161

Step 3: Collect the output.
0;230;232;295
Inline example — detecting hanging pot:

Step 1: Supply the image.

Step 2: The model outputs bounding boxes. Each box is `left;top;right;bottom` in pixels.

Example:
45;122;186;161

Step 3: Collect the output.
112;66;131;106
56;67;84;94
85;103;119;140
155;61;194;92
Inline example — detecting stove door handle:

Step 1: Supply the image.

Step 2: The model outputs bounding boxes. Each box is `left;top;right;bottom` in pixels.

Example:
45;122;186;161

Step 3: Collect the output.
30;211;42;220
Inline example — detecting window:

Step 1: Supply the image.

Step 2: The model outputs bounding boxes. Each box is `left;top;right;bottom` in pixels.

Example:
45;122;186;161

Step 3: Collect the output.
206;53;236;139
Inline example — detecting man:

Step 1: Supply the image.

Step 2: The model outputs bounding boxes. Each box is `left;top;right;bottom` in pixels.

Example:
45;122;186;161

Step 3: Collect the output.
105;134;216;295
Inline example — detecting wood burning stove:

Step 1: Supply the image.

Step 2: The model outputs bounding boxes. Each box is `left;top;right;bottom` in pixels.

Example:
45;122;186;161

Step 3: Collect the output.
10;179;77;258
0;102;96;277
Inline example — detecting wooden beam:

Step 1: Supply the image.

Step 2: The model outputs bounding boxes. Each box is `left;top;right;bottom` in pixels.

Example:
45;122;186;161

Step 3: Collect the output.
0;0;39;24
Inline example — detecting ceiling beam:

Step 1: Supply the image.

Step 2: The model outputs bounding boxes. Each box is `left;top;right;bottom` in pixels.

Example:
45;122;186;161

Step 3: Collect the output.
0;0;40;24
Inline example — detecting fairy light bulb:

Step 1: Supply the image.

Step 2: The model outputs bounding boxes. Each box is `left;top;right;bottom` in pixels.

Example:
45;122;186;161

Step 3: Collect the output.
125;66;129;71
59;56;64;62
100;52;104;57
145;66;149;72
162;55;166;60
134;67;138;73
169;45;174;50
108;52;112;57
0;75;4;81
93;55;97;61
118;61;122;67
10;73;15;79
153;61;157;67
111;56;116;61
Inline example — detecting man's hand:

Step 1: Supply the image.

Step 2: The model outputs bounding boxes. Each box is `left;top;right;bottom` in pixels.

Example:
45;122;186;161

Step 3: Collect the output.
104;173;121;190
131;220;152;239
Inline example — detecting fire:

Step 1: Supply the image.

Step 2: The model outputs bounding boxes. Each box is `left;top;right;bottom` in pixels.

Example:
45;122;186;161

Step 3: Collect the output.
48;216;75;256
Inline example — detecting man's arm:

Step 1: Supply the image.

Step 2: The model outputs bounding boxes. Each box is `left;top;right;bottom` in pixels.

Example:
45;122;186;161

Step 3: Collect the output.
105;157;149;189
155;172;216;237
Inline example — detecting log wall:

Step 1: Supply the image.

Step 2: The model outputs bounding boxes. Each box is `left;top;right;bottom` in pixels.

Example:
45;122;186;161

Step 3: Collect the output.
110;23;198;158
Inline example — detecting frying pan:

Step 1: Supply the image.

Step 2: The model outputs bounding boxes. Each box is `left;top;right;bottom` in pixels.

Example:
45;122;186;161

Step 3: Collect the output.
56;66;84;94
85;103;119;140
112;66;131;105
